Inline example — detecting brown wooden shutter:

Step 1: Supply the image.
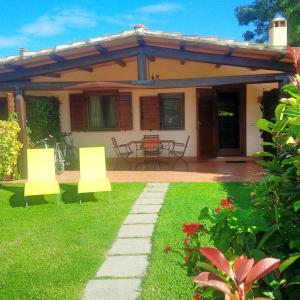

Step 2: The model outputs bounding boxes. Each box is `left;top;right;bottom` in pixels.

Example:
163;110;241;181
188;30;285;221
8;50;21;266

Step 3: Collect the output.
117;92;133;130
140;96;160;130
69;93;87;131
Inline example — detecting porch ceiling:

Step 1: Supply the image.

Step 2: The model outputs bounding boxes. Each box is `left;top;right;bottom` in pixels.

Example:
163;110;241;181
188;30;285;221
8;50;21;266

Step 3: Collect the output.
0;27;295;83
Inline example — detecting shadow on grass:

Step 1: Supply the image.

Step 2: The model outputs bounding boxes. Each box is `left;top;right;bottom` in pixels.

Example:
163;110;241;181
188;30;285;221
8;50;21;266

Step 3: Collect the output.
60;184;107;204
219;182;254;209
0;183;109;208
0;184;48;208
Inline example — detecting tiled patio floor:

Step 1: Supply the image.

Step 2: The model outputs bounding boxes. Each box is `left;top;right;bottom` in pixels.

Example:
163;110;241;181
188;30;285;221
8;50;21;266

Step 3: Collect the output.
56;158;263;183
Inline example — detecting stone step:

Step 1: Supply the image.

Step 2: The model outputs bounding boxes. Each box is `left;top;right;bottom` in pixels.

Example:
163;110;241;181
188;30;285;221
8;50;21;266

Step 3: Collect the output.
108;238;151;255
139;192;166;198
136;197;164;205
147;183;169;187
123;214;158;224
143;187;168;193
97;255;148;278
83;279;141;300
118;224;154;238
131;204;162;214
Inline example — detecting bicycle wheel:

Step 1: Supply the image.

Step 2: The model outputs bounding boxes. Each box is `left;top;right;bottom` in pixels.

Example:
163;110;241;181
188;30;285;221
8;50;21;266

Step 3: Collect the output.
55;150;65;175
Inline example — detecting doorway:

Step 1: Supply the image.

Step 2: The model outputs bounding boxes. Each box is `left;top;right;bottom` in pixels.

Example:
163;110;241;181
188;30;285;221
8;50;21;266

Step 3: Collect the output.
197;86;246;159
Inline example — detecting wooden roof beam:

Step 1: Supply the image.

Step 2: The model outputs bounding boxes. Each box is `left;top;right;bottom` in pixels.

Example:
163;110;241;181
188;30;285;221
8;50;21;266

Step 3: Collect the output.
49;53;66;63
44;73;61;78
0;47;139;81
116;59;126;67
272;53;285;62
78;66;93;72
137;36;146;47
225;47;235;56
5;63;24;71
0;73;289;90
143;46;294;72
95;44;108;54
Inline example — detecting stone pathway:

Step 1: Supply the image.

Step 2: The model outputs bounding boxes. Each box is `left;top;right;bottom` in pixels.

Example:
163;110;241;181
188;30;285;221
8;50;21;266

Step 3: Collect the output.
83;182;169;300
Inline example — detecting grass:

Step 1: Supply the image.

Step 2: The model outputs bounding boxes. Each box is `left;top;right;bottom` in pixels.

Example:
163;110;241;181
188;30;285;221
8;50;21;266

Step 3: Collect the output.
0;182;145;300
139;182;252;300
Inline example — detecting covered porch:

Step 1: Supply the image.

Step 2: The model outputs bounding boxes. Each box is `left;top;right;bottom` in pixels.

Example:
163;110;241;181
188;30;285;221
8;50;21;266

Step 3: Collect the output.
0;25;295;178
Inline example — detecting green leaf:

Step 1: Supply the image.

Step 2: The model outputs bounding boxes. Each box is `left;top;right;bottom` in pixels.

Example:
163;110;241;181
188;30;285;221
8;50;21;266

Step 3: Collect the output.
256;118;274;133
275;103;286;121
261;141;275;147
282;84;300;98
254;151;274;157
293;201;300;212
279;255;300;272
196;261;217;273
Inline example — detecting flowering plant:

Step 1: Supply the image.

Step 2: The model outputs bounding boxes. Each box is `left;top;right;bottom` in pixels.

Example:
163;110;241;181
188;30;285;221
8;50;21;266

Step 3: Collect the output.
164;222;207;276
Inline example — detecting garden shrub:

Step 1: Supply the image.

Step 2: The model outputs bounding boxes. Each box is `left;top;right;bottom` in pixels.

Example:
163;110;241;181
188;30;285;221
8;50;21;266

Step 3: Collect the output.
0;113;23;179
26;96;61;143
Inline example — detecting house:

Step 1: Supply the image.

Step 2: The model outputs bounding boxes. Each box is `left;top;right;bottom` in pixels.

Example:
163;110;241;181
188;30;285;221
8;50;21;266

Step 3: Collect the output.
0;18;295;173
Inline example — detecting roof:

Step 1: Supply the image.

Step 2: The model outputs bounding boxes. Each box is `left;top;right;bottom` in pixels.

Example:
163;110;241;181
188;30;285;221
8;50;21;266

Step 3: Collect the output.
0;25;294;82
0;25;291;65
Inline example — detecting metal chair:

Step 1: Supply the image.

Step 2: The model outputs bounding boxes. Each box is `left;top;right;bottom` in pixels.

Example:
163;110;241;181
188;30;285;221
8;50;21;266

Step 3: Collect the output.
142;135;161;170
111;137;133;169
170;135;190;166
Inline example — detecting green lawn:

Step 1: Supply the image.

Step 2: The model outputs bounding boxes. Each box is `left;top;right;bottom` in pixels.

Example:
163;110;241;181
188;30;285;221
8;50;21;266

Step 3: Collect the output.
0;182;145;300
139;182;252;300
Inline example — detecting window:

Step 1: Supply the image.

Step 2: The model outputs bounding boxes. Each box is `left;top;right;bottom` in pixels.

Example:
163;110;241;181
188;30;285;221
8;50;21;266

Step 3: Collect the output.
0;97;8;120
159;93;184;129
88;94;117;130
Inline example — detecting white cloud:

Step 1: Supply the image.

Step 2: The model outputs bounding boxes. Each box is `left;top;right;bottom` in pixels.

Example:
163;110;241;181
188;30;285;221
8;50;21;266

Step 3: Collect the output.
136;3;182;14
20;8;97;37
101;2;182;27
0;36;27;48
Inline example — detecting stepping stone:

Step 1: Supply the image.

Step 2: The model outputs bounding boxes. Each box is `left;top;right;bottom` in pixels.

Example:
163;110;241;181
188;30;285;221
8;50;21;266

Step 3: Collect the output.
147;183;169;187
97;255;148;277
143;187;168;192
124;214;158;224
136;197;164;205
131;204;162;214
139;192;165;198
83;278;141;300
118;224;154;238
108;238;151;255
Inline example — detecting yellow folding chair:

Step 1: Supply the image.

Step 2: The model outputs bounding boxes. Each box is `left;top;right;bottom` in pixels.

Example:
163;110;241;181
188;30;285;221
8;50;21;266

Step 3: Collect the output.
78;147;111;204
24;149;60;208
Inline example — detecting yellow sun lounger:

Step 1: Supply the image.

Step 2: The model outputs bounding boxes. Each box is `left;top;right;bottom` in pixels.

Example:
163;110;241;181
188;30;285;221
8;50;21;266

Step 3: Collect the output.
24;149;60;207
78;147;111;204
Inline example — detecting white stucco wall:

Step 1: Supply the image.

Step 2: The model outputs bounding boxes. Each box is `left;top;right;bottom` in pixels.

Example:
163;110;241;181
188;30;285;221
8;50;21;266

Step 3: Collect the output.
246;83;278;155
22;82;278;158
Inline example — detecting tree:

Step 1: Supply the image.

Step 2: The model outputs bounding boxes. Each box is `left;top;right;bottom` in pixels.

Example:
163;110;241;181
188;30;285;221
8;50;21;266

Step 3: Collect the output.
235;0;300;46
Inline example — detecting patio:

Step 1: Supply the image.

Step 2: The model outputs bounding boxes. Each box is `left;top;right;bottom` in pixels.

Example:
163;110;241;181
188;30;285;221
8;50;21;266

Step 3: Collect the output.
55;158;263;183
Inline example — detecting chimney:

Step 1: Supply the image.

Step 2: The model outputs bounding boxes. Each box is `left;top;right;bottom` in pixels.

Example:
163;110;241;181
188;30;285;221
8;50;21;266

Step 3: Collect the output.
269;17;287;47
19;47;27;58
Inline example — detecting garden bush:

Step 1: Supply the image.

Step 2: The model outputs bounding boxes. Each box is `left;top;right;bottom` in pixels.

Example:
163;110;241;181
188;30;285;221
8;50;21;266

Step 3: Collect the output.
0;113;23;179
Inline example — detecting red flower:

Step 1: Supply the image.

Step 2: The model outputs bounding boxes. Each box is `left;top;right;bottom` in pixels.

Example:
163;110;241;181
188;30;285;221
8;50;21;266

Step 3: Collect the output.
193;294;201;300
182;223;205;235
215;206;221;213
220;198;235;210
184;237;192;245
184;255;190;263
164;245;171;255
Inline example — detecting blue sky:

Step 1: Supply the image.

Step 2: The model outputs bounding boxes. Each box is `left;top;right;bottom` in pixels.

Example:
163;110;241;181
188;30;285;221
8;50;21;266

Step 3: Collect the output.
0;0;252;57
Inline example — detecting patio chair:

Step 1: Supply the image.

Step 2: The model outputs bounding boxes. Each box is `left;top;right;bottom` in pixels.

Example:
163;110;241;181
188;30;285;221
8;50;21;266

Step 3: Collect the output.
78;147;111;204
24;148;60;208
142;135;161;170
111;137;133;159
170;135;190;165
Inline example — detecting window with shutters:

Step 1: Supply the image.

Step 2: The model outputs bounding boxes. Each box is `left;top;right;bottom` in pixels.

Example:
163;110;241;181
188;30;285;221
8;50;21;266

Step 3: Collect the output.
69;91;132;132
159;93;184;130
87;94;117;130
0;97;8;120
